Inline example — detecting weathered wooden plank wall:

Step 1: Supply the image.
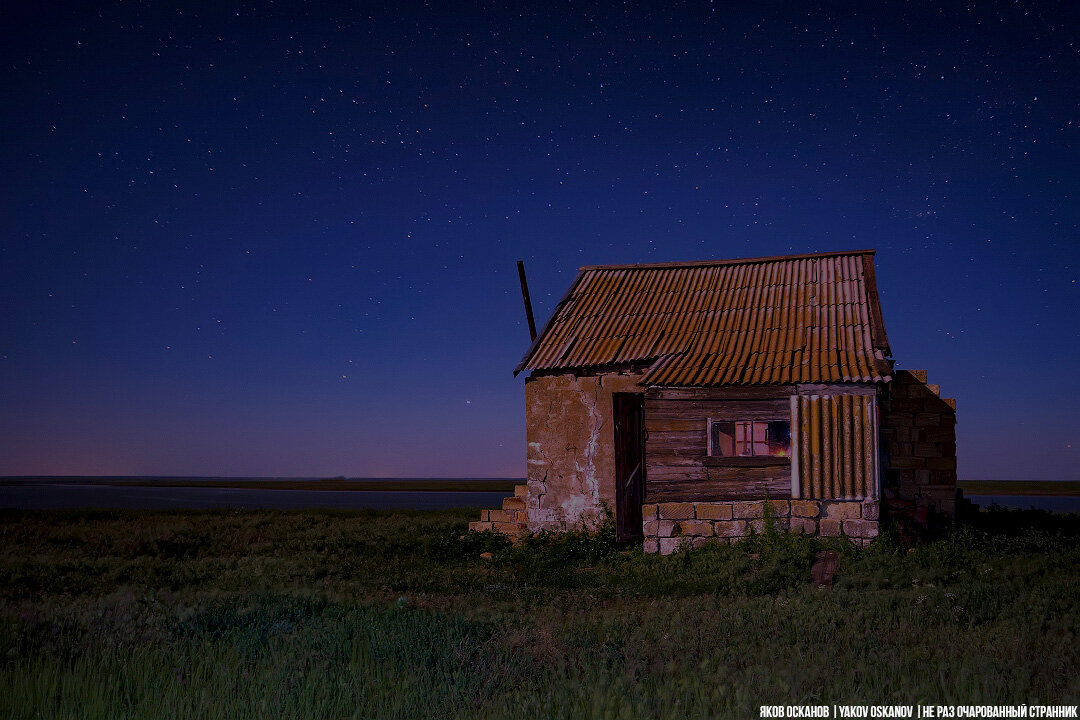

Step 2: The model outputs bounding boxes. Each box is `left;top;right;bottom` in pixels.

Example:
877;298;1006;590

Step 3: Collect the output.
644;396;792;502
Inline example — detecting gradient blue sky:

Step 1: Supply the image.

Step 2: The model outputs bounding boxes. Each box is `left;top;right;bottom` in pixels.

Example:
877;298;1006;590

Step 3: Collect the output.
1;1;1077;479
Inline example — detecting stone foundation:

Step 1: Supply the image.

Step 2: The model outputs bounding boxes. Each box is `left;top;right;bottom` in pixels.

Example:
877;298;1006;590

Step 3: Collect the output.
642;499;879;554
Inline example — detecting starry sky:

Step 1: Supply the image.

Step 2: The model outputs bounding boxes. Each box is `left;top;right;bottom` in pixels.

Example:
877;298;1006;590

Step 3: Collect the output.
1;1;1077;480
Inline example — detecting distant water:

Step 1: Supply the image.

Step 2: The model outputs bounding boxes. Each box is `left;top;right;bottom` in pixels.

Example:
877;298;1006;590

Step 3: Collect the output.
968;495;1080;513
0;481;508;511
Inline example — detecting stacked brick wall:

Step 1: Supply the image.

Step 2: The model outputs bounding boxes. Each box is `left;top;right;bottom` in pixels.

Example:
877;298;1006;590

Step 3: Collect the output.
881;370;958;519
642;499;878;554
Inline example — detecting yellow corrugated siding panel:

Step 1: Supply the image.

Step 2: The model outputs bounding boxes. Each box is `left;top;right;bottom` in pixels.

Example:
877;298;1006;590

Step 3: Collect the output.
795;394;877;500
521;251;890;385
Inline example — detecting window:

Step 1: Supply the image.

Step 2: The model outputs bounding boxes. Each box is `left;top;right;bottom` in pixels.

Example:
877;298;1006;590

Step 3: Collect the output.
709;419;791;458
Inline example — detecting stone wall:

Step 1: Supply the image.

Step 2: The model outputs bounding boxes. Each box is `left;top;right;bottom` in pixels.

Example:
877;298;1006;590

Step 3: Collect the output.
524;371;644;532
881;369;957;519
642;499;879;554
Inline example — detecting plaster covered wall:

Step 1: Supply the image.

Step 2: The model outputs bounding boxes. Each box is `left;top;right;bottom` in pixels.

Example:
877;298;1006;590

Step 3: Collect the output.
524;371;643;532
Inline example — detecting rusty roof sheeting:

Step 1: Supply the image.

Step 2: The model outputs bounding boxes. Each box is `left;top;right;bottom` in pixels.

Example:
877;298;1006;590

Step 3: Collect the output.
515;250;891;385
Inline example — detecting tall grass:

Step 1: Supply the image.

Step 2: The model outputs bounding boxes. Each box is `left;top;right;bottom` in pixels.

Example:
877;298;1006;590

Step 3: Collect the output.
1;507;1078;718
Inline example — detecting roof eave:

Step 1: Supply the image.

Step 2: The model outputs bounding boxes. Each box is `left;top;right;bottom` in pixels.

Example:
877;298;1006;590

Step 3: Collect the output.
512;268;587;377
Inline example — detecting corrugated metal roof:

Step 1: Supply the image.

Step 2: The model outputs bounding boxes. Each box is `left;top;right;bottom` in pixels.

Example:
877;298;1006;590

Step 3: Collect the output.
515;250;892;386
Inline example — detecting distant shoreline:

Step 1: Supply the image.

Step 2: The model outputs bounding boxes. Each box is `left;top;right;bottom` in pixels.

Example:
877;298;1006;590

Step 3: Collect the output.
957;480;1080;497
1;477;1077;496
0;476;522;493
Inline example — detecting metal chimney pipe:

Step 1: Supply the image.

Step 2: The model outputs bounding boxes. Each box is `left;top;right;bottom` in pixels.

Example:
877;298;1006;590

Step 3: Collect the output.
517;260;537;341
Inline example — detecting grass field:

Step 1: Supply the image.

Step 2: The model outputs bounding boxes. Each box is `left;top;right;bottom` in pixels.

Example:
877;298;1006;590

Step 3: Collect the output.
2;507;1078;718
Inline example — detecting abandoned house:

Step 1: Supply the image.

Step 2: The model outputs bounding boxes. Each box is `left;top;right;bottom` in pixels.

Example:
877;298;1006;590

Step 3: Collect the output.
470;249;958;552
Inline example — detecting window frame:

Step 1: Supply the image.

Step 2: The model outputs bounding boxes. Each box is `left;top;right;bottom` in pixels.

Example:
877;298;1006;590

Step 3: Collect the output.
706;417;792;461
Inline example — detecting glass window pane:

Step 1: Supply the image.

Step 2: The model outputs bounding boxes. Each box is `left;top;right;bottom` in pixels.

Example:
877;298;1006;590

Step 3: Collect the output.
710;421;735;457
766;420;791;457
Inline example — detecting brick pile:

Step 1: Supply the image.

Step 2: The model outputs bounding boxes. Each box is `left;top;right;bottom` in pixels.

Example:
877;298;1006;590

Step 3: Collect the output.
468;485;529;537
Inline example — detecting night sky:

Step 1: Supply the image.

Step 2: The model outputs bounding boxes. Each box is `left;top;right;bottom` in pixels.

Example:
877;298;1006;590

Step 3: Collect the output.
2;1;1077;480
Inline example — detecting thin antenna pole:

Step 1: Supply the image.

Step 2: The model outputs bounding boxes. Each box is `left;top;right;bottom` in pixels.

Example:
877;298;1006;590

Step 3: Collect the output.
517;260;537;341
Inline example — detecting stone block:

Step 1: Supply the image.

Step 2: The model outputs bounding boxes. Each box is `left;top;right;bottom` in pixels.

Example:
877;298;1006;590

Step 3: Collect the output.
894;427;911;442
488;509;514;523
942;398;957;410
642;504;658;521
691;537;715;549
890;398;922;412
658;537;687;556
514;510;528;523
931;470;957;485
643;538;659;554
643;520;659;536
890;456;925;469
503;496;526;511
823;502;862;520
926;457;957;471
907;384;939;399
789;517;818;534
791;500;821;518
469;521;493;532
479;509;490;521
843;519;879;539
765;500;790;517
862;501;880;521
913;443;942;458
819;519;842;537
732;501;765;519
915;469;931;485
678;520;714;537
492;522;525;535
713;520;747;538
695;502;733;520
514;484;529;499
922;428;955;443
885;412;914;426
898;369;927;383
657;520;677;537
658;502;695;520
915;413;941;427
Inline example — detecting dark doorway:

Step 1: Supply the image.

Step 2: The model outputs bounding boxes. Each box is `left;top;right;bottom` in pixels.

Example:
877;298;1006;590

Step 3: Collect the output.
613;392;646;543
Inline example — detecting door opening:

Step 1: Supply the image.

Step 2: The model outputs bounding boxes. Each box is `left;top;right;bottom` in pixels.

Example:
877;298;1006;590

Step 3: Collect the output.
613;392;646;543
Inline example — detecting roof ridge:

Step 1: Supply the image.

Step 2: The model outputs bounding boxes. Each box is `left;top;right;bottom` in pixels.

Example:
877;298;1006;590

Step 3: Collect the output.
578;248;876;272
